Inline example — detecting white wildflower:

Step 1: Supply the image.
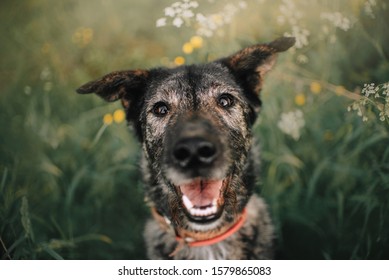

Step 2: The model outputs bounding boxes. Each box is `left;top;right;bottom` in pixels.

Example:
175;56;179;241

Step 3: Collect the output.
321;12;352;31
157;0;246;37
278;110;306;140
285;26;310;48
172;2;181;8
224;4;239;21
181;2;190;10
156;18;167;27
364;0;376;18
382;83;389;96
297;54;309;64
279;0;301;19
40;67;52;81
278;0;302;24
195;13;220;37
159;0;201;29
175;7;183;14
239;1;247;9
182;9;194;18
361;83;378;97
195;3;248;37
348;81;389;123
165;7;176;17
189;1;199;8
196;13;206;22
173;17;184;27
278;0;310;48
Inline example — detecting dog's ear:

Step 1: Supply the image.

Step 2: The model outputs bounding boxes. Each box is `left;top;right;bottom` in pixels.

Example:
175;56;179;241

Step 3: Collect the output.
221;37;295;108
76;69;149;110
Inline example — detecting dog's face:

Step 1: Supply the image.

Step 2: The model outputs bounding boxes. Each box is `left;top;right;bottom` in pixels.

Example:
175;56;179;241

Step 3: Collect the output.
140;64;254;232
77;37;295;236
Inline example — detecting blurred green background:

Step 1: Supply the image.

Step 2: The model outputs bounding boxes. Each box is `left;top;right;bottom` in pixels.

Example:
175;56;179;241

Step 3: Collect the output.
1;0;388;259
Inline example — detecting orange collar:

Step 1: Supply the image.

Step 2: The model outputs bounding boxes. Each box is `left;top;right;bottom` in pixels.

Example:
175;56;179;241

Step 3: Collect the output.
176;208;248;247
151;207;248;248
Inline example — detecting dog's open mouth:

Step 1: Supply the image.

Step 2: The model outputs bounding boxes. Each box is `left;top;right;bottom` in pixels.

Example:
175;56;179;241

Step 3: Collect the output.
177;178;229;223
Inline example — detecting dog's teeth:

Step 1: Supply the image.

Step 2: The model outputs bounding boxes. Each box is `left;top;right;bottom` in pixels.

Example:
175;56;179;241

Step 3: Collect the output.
182;195;193;210
187;204;219;217
191;208;200;216
183;195;219;217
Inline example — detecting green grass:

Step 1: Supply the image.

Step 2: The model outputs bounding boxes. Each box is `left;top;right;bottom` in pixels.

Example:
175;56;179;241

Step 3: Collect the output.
1;0;388;259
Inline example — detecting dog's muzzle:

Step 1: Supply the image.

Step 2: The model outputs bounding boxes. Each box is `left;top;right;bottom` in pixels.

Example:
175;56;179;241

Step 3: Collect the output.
165;116;230;223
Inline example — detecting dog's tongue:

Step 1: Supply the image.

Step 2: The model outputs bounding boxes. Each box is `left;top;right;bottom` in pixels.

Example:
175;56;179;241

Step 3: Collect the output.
180;179;222;208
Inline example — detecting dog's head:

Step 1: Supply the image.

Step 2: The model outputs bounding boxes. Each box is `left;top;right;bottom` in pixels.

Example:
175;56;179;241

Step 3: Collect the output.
77;37;294;237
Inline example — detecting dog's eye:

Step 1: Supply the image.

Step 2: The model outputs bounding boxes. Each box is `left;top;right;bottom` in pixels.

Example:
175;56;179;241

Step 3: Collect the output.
217;94;234;108
152;102;169;117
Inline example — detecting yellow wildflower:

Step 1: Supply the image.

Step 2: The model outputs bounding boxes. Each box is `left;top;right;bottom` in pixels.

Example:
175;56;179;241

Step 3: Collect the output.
310;81;322;94
113;109;126;123
174;56;185;66
335;86;346;96
72;27;93;48
182;43;194;54
103;113;113;125
82;28;93;45
190;36;203;49
295;93;306;106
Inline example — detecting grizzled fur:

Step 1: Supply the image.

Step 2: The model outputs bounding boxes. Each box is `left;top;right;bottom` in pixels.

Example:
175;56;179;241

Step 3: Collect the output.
77;37;295;259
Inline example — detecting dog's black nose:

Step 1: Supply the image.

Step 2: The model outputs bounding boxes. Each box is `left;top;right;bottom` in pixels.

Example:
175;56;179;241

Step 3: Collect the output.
173;137;217;168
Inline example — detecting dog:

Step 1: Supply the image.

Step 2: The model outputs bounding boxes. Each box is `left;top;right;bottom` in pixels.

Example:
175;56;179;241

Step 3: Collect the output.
76;36;295;259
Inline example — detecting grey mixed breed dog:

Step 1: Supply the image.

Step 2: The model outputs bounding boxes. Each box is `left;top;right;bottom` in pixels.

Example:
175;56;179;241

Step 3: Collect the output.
77;36;295;259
